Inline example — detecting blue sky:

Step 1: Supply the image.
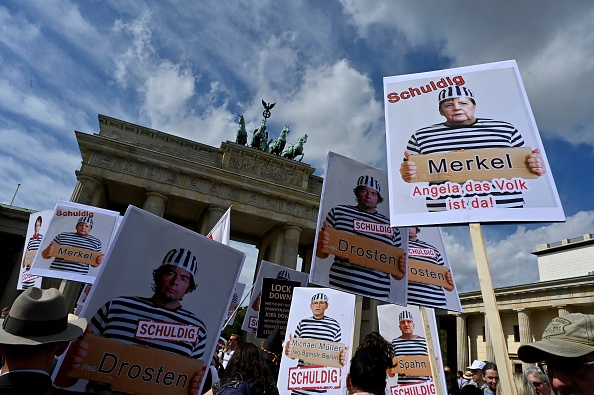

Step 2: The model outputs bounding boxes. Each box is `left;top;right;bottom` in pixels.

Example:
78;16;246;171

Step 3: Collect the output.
2;1;594;294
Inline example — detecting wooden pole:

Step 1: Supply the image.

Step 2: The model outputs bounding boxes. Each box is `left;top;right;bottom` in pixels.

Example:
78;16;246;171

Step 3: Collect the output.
419;306;447;395
469;223;514;395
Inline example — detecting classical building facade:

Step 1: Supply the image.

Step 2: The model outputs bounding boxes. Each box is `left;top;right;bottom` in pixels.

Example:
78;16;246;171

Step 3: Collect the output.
447;233;594;372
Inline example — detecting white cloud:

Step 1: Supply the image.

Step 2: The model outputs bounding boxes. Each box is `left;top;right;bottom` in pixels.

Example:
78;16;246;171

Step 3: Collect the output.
339;1;594;147
445;211;594;292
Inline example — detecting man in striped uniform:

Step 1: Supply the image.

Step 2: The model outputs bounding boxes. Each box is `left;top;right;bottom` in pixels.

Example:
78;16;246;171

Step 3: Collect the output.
21;215;43;288
399;86;546;211
391;311;431;385
316;176;404;300
407;227;454;309
41;216;103;275
56;248;207;394
284;293;345;395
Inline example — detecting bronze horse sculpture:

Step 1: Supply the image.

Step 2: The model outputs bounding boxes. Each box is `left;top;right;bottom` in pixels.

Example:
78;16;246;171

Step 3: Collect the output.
268;126;290;156
235;115;247;146
251;119;267;149
282;133;308;161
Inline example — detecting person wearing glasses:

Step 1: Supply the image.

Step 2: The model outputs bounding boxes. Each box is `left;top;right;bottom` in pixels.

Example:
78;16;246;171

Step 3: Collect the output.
518;313;594;395
523;367;551;395
222;334;241;368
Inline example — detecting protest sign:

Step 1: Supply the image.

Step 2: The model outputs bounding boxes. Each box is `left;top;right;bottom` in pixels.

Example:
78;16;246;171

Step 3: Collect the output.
309;151;408;305
17;210;52;290
29;201;119;283
256;278;300;338
384;60;565;225
53;205;245;395
242;260;309;335
278;287;355;395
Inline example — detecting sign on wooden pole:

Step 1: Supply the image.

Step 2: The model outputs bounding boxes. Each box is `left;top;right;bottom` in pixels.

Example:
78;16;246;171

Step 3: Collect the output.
469;223;514;395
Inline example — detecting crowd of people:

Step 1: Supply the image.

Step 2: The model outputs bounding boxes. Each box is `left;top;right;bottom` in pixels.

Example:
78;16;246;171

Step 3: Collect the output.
1;288;593;395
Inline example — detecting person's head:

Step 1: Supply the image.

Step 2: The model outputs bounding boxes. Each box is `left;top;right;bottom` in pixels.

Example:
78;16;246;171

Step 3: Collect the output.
513;373;537;395
310;293;329;319
398;310;415;337
0;307;10;319
354;175;383;211
75;216;93;236
348;332;394;395
227;333;241;351
463;370;473;381
457;370;464;379
518;313;594;395
0;287;86;372
467;360;486;384
34;216;42;234
460;386;483;395
408;226;421;241
524;367;551;395
152;248;199;306
438;86;476;126
482;362;498;393
222;342;276;391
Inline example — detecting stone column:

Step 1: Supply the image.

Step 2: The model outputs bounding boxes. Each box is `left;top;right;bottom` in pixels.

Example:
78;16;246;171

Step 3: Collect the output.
280;225;301;270
201;206;226;235
484;313;494;362
71;174;102;205
558;306;570;317
456;314;469;371
517;309;533;370
143;192;168;217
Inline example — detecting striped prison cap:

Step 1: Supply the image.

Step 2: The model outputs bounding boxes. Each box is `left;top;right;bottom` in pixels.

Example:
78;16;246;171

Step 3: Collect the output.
77;216;93;226
276;270;291;281
161;248;198;280
399;310;414;322
356;175;380;193
438;86;474;103
311;293;329;303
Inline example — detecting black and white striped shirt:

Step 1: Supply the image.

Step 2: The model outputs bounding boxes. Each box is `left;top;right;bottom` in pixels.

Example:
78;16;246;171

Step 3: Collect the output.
407;239;447;309
406;118;525;211
292;315;341;395
49;232;102;274
22;234;43;288
392;336;430;385
90;296;207;359
326;205;401;299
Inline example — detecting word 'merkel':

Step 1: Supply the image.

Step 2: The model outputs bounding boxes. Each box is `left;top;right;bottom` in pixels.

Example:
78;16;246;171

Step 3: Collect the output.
428;152;514;174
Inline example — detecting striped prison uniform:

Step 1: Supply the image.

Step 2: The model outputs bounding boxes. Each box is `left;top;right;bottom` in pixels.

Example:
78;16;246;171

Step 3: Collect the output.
90;296;207;359
291;315;341;395
406;118;526;211
326;205;401;300
22;234;43;289
407;239;447;309
49;232;102;275
392;336;431;385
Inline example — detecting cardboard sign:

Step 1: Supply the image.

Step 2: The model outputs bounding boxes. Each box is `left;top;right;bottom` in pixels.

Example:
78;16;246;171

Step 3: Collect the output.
321;227;405;278
407;147;538;183
287;338;346;368
70;334;203;395
287;365;342;390
49;244;102;266
257;278;300;338
389;381;436;395
408;258;451;289
392;355;432;376
22;250;37;267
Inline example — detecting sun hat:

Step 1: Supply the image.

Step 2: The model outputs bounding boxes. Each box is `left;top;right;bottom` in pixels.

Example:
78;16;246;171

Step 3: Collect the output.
463;371;473;379
467;360;486;370
518;313;594;362
0;287;86;345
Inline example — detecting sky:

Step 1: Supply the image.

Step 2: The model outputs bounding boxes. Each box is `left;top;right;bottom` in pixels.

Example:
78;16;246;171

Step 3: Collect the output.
2;1;594;295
